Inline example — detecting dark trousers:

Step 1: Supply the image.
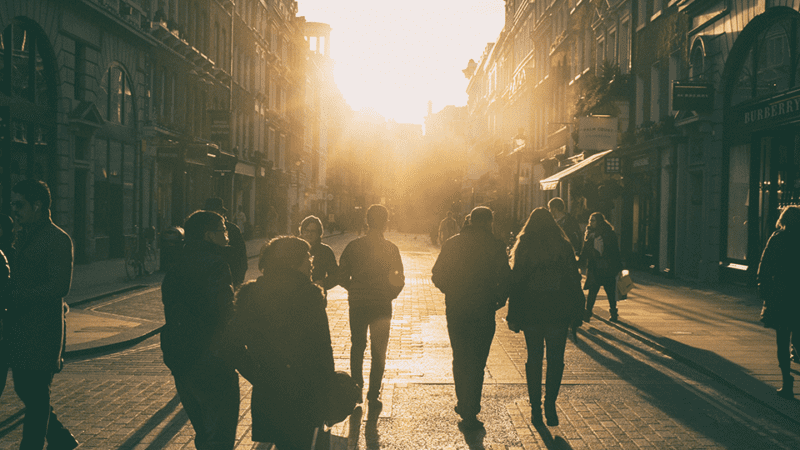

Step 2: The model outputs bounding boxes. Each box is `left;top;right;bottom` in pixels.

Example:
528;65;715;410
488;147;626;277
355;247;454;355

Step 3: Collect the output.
586;276;617;314
776;327;800;374
173;353;240;450
6;368;73;450
446;313;495;418
349;303;392;401
523;324;568;407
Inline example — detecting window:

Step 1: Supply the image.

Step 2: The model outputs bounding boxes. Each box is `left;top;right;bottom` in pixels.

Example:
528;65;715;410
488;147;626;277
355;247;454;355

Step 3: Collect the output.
620;19;631;73
690;41;705;80
652;0;662;19
608;28;617;65
727;144;750;261
650;63;661;122
638;0;648;28
636;75;645;126
669;52;682;113
100;65;134;125
596;36;605;73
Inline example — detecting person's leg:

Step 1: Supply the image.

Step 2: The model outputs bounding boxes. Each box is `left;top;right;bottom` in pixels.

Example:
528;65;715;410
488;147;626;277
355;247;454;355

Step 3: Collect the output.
523;328;544;425
349;306;371;391
173;359;240;450
13;368;55;450
602;278;618;321
585;286;600;321
542;325;568;426
447;314;493;421
366;304;392;404
777;328;794;398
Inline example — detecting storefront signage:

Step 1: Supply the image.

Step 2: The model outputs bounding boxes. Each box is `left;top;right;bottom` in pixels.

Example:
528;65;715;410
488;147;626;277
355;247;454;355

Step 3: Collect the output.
208;110;231;150
578;116;618;150
672;82;714;111
732;88;800;132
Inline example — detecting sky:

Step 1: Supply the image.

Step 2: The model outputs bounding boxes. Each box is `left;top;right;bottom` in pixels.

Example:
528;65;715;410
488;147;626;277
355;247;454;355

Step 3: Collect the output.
297;1;506;125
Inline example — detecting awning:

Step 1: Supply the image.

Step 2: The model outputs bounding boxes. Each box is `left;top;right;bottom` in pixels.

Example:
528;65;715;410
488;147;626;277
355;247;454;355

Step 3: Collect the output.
539;149;615;190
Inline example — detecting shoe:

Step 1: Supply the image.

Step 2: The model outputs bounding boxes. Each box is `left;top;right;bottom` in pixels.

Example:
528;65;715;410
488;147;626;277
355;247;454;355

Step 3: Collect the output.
609;314;619;322
531;406;544;427
544;403;559;427
458;416;484;432
778;375;794;399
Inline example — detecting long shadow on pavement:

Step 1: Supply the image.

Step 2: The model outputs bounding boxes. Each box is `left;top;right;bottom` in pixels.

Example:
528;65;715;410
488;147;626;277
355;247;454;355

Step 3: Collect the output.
117;394;187;450
533;424;574;450
575;326;798;447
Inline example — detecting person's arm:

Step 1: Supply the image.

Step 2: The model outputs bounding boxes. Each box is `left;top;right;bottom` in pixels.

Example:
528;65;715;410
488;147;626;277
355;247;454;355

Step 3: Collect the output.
337;243;353;291
387;244;405;299
320;245;339;290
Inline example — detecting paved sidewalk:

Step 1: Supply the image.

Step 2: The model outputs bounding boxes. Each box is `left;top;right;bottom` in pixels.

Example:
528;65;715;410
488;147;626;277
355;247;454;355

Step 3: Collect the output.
61;232;800;424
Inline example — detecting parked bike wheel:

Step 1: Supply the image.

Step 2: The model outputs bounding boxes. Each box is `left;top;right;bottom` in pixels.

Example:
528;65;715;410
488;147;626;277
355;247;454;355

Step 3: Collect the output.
125;254;138;280
143;245;157;274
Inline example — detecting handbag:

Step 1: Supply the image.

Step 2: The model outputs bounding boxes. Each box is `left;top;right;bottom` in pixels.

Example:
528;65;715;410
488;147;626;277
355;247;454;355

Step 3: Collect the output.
324;371;361;426
616;270;633;300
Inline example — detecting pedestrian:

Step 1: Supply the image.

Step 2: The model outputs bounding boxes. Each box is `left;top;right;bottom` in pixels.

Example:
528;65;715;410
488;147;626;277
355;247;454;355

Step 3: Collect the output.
0;213;13;398
160;210;239;449
204;197;248;288
757;205;800;399
299;215;338;293
236;236;335;449
580;212;622;322
547;197;582;255
234;205;247;238
5;179;79;449
431;206;510;431
438;211;458;246
338;204;404;416
507;207;585;427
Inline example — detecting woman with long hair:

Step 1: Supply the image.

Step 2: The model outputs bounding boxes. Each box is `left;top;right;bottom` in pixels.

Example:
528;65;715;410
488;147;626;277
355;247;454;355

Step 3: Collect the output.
507;208;584;427
580;212;622;322
757;205;800;399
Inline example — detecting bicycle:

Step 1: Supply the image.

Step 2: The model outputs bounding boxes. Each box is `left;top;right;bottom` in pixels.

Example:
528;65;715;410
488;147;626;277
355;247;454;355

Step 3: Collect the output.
124;225;157;280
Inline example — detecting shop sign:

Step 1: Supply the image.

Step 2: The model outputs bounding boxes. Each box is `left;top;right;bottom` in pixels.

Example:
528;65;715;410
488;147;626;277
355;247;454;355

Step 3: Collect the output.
672;82;714;111
208;110;231;150
732;88;800;131
578;116;617;150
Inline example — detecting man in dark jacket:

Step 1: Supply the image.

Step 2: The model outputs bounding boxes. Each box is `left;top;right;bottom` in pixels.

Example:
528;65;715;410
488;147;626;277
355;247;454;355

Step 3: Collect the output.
161;210;238;449
338;204;404;416
431;206;511;431
548;197;582;256
6;179;78;450
204;197;248;288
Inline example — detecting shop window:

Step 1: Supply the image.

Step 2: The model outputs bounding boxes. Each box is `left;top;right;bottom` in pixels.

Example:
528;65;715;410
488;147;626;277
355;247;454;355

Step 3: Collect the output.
727;143;750;261
731;49;754;106
756;21;791;98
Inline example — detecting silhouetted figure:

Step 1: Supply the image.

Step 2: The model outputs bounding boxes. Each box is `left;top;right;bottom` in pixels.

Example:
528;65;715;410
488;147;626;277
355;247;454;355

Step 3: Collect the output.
0;214;12;398
299;215;338;293
757;205;800;399
548;197;582;255
6;179;78;449
580;212;622;322
438;211;458;247
236;236;335;449
339;205;404;416
507;208;585;427
204;198;248;288
160;210;238;449
432;206;510;431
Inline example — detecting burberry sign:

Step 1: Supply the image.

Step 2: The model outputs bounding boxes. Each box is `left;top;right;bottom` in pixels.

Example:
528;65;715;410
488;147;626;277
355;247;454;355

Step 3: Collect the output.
733;88;800;131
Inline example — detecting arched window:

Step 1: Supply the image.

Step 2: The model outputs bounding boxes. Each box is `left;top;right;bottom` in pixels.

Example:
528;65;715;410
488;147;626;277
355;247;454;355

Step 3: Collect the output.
98;64;135;126
729;14;800;107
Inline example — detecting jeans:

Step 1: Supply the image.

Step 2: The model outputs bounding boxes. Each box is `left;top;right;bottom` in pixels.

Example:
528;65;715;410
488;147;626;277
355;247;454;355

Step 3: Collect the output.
446;313;495;418
586;276;617;315
349;303;392;401
173;352;240;450
523;324;568;407
10;368;73;450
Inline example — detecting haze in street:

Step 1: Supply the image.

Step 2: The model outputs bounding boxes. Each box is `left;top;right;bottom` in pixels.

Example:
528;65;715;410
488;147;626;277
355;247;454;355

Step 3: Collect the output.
298;0;504;125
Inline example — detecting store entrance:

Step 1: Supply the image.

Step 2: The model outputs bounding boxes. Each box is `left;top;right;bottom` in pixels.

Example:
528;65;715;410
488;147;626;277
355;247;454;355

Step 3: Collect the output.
754;128;800;254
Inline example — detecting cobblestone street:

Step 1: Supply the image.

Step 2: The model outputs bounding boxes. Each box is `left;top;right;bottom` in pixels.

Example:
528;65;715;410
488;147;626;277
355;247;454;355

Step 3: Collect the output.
1;231;799;449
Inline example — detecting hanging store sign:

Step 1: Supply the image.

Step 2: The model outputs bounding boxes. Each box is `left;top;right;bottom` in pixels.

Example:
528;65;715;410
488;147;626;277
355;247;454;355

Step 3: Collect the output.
578;116;618;151
672;82;715;111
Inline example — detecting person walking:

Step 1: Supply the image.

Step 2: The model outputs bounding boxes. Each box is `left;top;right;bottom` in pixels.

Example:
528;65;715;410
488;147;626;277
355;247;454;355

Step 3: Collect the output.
236;236;335;449
338;204;404;416
160;210;239;450
234;205;248;238
0;214;13;398
580;212;622;322
507;207;585;427
299;215;338;293
757;205;800;399
5;179;78;450
438;211;458;246
547;197;582;255
431;206;510;431
204;197;248;288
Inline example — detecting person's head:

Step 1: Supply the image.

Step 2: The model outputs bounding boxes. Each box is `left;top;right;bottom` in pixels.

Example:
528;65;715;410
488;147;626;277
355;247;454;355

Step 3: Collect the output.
446;211;453;219
11;179;52;225
511;207;570;266
548;197;566;217
469;206;493;231
0;214;14;247
777;205;800;231
258;236;312;277
184;210;228;247
299;215;324;245
588;211;612;232
366;204;389;232
203;197;228;218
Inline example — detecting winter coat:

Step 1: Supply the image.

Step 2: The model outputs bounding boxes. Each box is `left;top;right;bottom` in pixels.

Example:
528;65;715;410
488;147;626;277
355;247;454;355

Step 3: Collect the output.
757;228;800;329
580;226;622;289
432;225;511;318
6;218;72;372
224;220;248;288
507;238;584;327
160;240;234;375
310;241;338;291
235;269;335;446
338;232;405;307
